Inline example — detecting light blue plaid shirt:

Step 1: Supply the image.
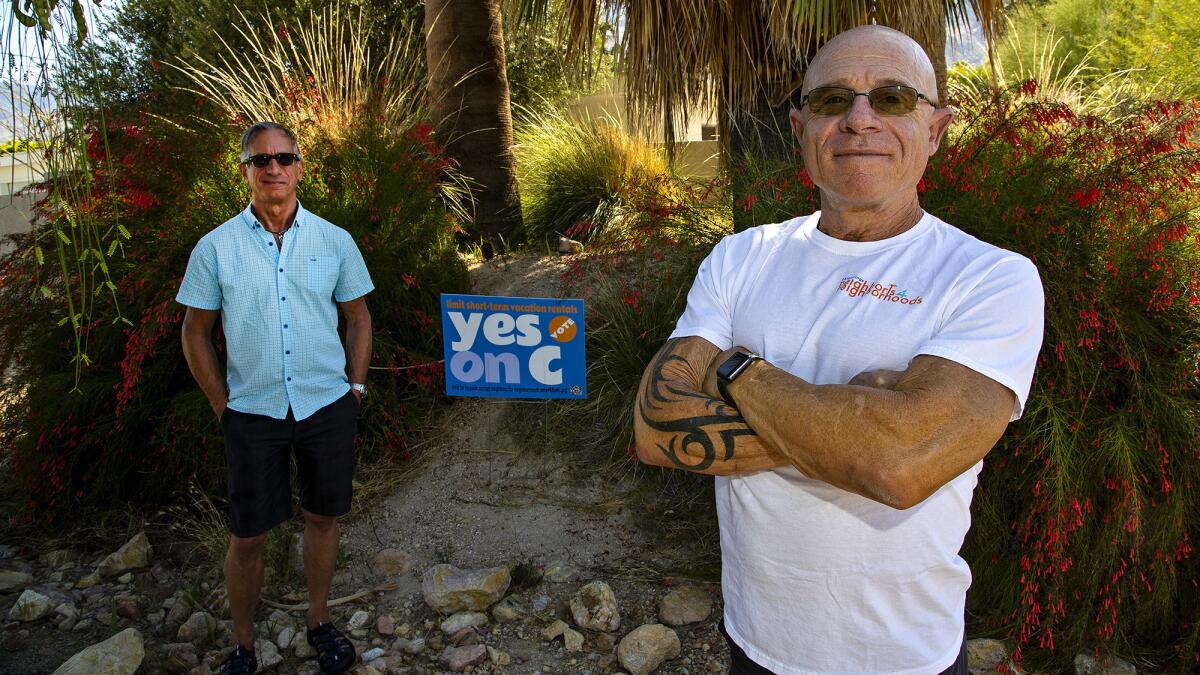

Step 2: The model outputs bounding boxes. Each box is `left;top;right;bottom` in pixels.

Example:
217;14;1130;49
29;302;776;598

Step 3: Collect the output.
176;202;374;421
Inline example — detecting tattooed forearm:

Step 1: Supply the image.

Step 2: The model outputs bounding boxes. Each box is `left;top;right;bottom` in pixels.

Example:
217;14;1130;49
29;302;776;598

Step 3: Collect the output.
634;338;784;475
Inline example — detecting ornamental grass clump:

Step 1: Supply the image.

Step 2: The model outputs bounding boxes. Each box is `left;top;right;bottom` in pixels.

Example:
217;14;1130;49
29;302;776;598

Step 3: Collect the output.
736;82;1200;669
514;110;683;247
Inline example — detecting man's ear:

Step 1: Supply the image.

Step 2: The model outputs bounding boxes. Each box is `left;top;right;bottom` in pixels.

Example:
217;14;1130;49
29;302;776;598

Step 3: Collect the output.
928;106;955;153
789;107;805;144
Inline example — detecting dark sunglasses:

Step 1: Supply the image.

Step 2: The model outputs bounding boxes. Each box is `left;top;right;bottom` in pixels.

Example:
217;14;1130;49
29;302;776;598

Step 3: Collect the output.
241;152;302;168
792;85;933;116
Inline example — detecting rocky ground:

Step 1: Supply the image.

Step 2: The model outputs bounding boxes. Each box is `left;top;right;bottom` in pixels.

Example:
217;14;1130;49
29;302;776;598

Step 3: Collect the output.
0;254;1142;675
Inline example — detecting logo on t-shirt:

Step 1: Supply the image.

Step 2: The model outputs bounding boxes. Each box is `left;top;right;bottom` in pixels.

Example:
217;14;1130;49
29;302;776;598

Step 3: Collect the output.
837;276;923;305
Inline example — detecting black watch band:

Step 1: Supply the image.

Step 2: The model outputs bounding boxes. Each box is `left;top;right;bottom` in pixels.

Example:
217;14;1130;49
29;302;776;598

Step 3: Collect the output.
716;351;762;407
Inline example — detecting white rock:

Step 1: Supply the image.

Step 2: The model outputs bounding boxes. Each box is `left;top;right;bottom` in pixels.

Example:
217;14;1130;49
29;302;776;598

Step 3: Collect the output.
255;639;283;670
165;596;193;625
487;646;511;666
392;636;425;655
563;627;584;652
618;624;681;675
361;647;386;662
440;611;488;635
542;619;569;640
375;614;395;636
9;589;55;621
440;644;487;672
570;580;621;632
347;609;372;630
291;630;315;658
75;571;102;589
176;611;219;648
658;586;712;626
1075;653;1136;675
51;627;144;675
967;638;1009;673
97;533;152;578
55;603;79;620
491;596;524;623
276;626;295;650
0;569;33;592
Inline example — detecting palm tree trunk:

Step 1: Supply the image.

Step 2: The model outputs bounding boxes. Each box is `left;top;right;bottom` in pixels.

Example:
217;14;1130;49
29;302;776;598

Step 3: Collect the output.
425;0;522;248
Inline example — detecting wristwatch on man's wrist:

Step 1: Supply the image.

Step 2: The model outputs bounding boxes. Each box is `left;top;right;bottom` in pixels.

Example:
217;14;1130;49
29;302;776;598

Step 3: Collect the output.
716;351;762;407
350;383;367;398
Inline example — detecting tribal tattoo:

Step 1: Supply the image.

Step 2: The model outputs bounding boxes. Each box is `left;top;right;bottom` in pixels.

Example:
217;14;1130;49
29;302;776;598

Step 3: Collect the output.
637;339;758;471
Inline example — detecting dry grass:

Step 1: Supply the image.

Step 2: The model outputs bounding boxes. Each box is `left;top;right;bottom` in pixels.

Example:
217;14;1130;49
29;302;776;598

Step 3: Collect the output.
171;3;425;146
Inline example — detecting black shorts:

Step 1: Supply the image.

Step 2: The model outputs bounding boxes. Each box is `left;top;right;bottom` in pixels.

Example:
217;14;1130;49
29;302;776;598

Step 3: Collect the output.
220;391;359;538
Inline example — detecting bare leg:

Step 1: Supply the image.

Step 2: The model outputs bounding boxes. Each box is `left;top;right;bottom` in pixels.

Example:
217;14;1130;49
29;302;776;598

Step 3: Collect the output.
303;510;339;628
225;533;268;649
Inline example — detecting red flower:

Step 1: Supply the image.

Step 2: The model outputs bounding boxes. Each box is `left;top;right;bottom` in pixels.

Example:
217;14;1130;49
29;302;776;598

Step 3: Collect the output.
1070;187;1101;208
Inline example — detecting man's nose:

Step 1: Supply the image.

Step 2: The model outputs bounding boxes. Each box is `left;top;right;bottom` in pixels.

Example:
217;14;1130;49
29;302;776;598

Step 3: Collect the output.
839;94;881;133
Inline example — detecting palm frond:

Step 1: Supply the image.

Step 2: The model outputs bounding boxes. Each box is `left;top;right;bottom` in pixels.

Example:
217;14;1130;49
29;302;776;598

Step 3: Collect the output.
533;0;1003;146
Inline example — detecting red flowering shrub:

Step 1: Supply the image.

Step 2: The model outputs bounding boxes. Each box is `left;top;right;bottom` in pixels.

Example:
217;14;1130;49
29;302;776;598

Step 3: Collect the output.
575;84;1200;669
928;93;1200;672
0;109;468;524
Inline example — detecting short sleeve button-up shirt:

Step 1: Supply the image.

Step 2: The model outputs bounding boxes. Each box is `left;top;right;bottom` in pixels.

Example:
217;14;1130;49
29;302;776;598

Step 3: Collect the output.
176;202;374;421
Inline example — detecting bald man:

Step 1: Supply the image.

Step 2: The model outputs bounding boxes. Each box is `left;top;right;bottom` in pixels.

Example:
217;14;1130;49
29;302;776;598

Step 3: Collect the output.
634;26;1044;674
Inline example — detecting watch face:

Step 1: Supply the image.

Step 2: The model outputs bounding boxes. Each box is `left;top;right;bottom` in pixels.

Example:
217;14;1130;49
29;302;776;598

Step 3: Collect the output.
717;352;753;382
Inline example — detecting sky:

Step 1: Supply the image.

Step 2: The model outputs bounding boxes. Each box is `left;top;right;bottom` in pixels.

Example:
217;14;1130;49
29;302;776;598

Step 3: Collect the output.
1;0;122;141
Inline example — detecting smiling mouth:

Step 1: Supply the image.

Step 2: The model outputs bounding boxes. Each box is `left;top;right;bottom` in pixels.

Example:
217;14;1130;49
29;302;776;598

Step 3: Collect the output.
834;151;890;157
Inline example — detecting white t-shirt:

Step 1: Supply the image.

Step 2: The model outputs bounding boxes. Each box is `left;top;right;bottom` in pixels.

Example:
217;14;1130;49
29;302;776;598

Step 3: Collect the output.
670;211;1044;675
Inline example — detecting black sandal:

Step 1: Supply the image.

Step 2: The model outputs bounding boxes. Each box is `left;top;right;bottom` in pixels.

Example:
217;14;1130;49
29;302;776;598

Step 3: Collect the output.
221;645;258;675
306;621;356;674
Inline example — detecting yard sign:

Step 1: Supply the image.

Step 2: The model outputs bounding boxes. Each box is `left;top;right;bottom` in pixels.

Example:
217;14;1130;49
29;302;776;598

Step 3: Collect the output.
440;294;586;399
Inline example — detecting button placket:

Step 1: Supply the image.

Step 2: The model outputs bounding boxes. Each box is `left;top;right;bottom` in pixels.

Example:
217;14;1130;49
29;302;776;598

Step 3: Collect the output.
278;234;293;390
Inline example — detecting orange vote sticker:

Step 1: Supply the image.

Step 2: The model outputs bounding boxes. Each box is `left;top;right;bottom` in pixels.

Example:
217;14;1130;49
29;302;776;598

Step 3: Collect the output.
548;316;577;343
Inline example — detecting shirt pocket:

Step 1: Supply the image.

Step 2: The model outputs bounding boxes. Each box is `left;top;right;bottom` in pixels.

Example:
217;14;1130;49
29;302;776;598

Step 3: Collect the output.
305;255;340;295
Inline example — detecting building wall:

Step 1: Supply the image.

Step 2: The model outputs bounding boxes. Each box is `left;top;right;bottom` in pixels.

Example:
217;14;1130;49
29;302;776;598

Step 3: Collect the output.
0;152;46;254
567;76;721;177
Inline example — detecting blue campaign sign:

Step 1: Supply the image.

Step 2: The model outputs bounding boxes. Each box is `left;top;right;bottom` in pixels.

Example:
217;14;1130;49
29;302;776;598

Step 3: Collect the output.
440;294;586;399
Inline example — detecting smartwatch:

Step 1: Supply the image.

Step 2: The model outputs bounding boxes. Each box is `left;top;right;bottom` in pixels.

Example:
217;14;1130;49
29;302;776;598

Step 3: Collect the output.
716;351;762;407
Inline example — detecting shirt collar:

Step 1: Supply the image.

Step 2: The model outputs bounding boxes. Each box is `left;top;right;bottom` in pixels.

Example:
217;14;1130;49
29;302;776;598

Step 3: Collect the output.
241;200;305;231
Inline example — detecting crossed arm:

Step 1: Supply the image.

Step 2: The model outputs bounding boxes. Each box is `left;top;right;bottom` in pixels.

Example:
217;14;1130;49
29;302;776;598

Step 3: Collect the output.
632;336;1016;509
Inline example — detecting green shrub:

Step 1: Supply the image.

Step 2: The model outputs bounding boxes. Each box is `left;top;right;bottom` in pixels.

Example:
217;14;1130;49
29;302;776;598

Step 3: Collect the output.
997;0;1200;98
0;139;47;155
575;82;1200;669
515;111;683;247
551;175;730;461
0;109;468;523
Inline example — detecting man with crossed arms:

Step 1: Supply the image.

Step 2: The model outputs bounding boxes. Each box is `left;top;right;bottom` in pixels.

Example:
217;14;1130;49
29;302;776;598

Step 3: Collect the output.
634;26;1043;675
